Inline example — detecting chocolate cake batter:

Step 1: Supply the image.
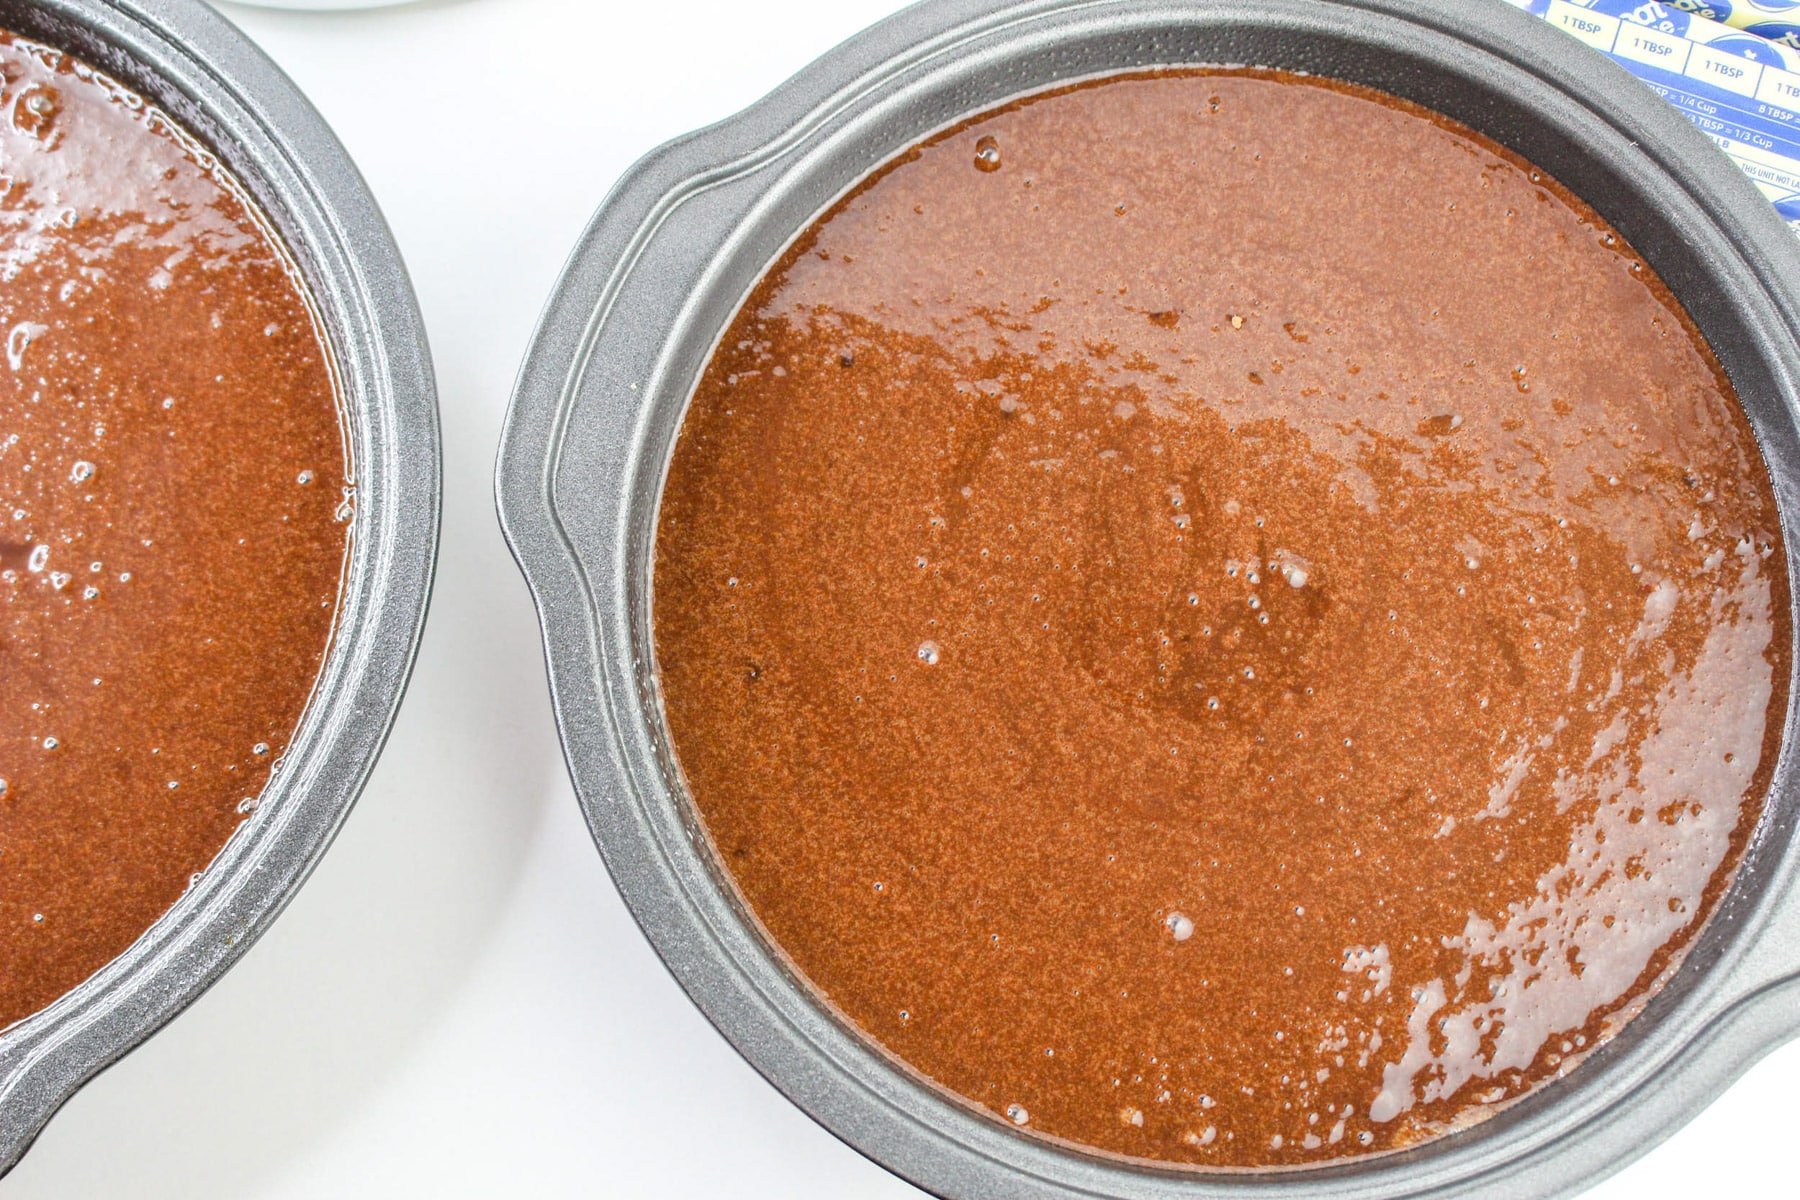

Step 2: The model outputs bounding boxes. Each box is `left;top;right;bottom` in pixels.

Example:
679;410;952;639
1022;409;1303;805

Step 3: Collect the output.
657;71;1791;1165
0;34;346;1028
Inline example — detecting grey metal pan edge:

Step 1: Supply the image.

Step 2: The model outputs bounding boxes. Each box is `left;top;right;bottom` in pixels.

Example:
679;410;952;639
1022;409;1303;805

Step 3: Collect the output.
0;0;440;1174
497;1;1800;1196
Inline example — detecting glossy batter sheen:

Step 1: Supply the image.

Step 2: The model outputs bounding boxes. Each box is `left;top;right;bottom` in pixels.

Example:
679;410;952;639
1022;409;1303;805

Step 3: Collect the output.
0;34;347;1028
657;72;1792;1164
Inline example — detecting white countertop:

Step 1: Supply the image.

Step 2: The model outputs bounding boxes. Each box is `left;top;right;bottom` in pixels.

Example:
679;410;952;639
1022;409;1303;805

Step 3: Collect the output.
3;1;1792;1195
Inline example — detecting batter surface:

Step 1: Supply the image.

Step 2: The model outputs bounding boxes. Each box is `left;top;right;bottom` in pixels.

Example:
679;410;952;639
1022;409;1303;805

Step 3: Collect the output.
0;34;347;1028
655;72;1790;1164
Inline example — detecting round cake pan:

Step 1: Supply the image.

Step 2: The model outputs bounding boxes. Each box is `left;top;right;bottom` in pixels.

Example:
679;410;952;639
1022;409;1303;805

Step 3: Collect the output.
0;0;438;1174
498;1;1800;1195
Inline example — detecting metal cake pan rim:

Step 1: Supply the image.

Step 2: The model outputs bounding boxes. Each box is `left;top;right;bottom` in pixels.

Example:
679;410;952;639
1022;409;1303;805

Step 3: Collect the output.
498;1;1800;1196
0;0;440;1174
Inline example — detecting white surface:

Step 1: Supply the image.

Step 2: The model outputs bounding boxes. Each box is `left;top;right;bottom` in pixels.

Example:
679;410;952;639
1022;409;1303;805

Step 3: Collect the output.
3;0;1795;1196
225;2;420;10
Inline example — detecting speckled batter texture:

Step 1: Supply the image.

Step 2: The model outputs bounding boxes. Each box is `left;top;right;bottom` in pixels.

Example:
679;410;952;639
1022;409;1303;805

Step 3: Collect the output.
0;33;347;1029
654;71;1791;1166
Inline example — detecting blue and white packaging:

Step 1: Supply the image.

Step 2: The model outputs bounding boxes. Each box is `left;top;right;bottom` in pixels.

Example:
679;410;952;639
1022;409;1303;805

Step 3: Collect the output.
1511;0;1800;233
1666;1;1800;52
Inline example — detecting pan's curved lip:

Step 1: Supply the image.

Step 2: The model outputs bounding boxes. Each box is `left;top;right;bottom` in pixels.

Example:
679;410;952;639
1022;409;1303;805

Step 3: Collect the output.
0;0;440;1174
499;0;1800;1196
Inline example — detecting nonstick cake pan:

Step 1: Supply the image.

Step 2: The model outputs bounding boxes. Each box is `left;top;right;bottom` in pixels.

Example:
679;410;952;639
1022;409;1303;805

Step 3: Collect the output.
498;0;1800;1195
0;0;438;1174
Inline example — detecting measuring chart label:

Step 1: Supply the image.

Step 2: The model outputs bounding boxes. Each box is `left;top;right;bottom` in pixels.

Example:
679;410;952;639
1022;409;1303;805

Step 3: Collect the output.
1513;0;1800;228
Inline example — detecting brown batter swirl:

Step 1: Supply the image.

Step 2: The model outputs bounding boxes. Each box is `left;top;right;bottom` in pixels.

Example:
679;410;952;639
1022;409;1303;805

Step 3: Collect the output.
0;34;346;1028
654;72;1792;1165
